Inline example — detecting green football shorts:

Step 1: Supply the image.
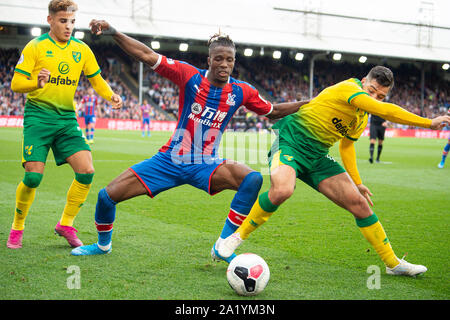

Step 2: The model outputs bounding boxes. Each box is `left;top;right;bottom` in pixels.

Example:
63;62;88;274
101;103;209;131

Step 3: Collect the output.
22;111;90;166
268;136;345;190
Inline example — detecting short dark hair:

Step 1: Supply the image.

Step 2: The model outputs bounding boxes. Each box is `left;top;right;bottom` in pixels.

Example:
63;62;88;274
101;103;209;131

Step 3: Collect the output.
367;66;394;89
207;33;235;52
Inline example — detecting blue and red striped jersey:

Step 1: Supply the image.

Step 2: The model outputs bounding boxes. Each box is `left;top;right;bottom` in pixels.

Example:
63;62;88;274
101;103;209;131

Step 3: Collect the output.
152;55;273;163
140;104;152;118
82;95;98;116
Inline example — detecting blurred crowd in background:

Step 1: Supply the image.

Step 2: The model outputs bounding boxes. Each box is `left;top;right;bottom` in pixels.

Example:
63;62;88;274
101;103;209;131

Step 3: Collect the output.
1;46;449;132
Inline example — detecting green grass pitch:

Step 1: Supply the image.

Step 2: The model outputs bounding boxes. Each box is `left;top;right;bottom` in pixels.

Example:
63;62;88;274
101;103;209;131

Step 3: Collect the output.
0;127;448;300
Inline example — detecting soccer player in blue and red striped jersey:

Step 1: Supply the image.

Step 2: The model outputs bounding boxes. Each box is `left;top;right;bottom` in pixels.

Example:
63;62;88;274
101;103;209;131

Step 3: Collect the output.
71;20;309;261
140;99;152;137
81;87;98;143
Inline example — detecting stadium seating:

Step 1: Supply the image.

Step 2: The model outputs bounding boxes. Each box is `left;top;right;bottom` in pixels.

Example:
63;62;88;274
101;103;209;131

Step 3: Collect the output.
1;47;448;131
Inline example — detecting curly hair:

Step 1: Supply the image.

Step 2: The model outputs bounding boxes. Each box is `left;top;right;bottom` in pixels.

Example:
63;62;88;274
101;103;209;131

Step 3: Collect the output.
208;32;235;51
48;0;78;14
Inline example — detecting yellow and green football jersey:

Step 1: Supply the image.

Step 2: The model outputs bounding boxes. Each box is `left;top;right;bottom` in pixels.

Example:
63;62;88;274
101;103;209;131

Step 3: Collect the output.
274;78;369;150
15;33;101;117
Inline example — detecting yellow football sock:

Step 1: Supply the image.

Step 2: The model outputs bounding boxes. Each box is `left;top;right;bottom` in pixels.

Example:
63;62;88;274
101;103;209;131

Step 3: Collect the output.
236;191;279;240
12;182;37;231
357;214;399;268
60;179;91;227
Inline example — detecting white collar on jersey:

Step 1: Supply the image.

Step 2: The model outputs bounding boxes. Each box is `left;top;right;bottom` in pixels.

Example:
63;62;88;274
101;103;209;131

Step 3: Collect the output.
205;70;231;84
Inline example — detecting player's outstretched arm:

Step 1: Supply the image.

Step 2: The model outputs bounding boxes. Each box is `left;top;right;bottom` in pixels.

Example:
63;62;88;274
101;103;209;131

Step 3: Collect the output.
89;19;159;68
352;93;449;129
267;99;310;119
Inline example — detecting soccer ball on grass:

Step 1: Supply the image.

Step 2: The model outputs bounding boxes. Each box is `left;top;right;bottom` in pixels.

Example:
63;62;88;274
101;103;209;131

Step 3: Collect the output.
226;253;270;296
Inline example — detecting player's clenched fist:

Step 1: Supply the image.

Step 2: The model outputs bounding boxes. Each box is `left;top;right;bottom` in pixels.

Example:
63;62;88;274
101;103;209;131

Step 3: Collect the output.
37;68;51;88
430;115;450;130
89;19;115;36
110;93;123;109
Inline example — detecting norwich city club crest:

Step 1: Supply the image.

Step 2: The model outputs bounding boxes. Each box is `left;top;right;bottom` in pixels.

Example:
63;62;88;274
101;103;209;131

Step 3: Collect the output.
283;154;294;162
72;51;81;63
24;145;33;156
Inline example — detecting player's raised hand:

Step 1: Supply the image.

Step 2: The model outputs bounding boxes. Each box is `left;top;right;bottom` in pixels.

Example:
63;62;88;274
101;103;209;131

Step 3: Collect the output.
110;93;123;109
37;68;51;88
430;115;450;130
89;19;115;36
357;184;374;207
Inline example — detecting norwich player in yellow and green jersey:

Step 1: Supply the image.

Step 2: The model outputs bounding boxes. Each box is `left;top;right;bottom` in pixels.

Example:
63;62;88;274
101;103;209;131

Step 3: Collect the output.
14;32;102;117
218;66;450;277
7;0;122;250
281;78;370;150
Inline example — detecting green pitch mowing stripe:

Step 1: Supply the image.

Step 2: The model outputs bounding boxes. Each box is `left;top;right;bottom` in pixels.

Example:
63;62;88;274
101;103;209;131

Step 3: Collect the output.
0;128;448;300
